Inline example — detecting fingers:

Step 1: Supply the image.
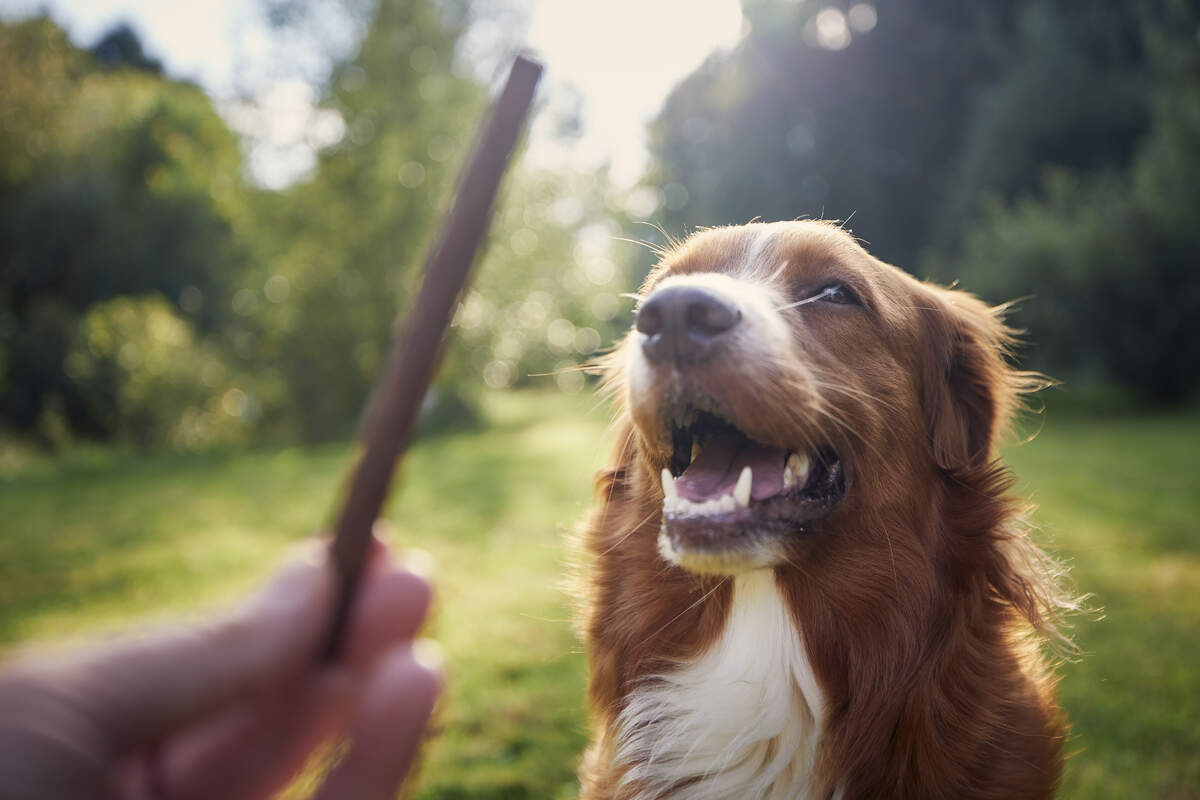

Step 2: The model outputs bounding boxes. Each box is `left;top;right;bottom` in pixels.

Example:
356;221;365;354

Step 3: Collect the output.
312;647;441;800
13;536;432;757
145;554;433;796
151;670;357;800
12;552;337;759
0;551;333;800
91;538;435;800
340;562;432;670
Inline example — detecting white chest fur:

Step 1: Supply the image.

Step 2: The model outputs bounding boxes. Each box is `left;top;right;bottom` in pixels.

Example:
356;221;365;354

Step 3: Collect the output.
614;570;825;799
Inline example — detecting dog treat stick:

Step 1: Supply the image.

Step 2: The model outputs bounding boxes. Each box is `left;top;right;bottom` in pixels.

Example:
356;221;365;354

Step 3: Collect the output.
323;55;542;659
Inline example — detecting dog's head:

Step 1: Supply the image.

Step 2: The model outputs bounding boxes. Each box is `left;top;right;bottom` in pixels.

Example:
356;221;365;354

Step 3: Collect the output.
611;220;1029;575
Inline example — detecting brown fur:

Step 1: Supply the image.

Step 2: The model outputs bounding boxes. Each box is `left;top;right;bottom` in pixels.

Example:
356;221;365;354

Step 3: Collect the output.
576;221;1073;799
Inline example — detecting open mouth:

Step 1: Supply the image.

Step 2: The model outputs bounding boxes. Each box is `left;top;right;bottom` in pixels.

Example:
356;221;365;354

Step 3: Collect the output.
658;408;846;565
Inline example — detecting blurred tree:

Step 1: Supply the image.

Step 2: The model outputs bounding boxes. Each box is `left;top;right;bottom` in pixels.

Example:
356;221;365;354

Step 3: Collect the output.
929;1;1155;254
0;3;636;448
65;294;247;447
647;0;1017;267
453;166;634;400
644;0;1199;401
246;0;627;441
0;17;249;439
92;23;164;74
241;0;488;441
951;1;1200;402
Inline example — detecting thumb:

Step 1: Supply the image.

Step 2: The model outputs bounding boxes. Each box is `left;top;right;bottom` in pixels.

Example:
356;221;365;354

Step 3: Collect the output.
312;645;441;800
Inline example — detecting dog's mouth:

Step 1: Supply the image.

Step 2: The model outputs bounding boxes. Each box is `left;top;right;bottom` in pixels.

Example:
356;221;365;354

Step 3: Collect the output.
657;408;845;573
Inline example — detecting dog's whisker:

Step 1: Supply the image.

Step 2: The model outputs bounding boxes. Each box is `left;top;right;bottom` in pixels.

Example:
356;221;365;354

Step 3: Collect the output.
767;259;791;284
814;407;889;468
598;509;658;557
635;576;729;654
611;236;669;257
783;383;893;471
596;427;637;510
527;364;593;378
774;291;830;313
631;219;684;251
805;367;908;417
817;380;907;421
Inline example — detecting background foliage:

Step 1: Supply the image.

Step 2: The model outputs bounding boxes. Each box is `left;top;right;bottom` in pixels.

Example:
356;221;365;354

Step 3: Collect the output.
3;0;1197;450
1;0;1198;796
0;0;634;447
647;0;1200;402
0;17;249;441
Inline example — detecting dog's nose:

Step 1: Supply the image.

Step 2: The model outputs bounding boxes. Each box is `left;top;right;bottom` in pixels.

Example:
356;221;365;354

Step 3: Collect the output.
636;285;741;364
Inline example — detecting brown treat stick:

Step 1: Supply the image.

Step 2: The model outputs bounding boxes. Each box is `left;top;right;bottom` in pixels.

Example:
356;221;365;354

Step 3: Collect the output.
322;55;542;660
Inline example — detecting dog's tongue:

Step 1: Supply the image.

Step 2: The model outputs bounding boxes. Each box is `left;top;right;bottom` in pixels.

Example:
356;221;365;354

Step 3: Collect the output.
676;433;786;503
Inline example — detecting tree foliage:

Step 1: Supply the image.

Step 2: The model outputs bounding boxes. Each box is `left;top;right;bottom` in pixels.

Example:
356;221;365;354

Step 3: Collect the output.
238;0;485;440
951;2;1200;401
1;2;633;448
647;0;1199;400
649;0;1015;267
240;0;633;440
0;4;628;447
8;0;1190;448
0;17;248;437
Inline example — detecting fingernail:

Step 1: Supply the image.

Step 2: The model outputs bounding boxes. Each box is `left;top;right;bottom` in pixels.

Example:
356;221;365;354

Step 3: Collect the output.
402;548;436;581
371;519;398;542
249;540;330;612
411;638;445;674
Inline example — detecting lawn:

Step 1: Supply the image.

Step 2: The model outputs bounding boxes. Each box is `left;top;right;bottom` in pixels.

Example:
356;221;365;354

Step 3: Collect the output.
0;389;1197;798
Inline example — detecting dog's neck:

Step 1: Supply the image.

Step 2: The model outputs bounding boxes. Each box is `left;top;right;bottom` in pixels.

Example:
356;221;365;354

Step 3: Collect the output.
613;570;828;800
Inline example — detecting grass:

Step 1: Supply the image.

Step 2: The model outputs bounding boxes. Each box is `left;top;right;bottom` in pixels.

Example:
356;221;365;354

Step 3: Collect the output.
1006;410;1200;799
0;389;1197;798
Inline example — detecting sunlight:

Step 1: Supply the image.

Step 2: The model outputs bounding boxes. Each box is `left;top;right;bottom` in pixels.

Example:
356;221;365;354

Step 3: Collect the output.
0;0;746;188
525;0;744;184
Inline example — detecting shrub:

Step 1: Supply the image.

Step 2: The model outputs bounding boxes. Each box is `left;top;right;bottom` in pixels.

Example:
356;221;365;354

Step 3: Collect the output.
65;294;249;447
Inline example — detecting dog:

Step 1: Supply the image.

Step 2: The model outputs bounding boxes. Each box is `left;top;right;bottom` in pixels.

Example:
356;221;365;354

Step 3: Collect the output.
576;221;1074;799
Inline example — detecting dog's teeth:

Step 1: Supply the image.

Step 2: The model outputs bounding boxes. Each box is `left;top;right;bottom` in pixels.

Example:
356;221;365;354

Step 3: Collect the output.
661;468;677;503
690;440;701;464
664;487;742;518
734;466;752;507
788;452;811;486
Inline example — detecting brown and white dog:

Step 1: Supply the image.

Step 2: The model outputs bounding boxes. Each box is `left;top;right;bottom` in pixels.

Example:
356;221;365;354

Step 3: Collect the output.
576;221;1073;799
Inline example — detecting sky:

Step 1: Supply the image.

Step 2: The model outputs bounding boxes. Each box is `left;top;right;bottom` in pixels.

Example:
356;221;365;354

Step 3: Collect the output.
0;0;745;188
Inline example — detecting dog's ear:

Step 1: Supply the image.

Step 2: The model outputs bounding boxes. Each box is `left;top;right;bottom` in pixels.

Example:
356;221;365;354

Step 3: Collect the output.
921;289;1024;472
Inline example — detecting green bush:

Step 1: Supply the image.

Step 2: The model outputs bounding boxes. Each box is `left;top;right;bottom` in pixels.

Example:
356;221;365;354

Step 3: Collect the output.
0;17;247;438
65;295;247;447
951;169;1198;402
946;15;1200;402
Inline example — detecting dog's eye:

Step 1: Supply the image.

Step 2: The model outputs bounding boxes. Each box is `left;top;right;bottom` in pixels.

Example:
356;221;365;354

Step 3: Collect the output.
817;283;858;305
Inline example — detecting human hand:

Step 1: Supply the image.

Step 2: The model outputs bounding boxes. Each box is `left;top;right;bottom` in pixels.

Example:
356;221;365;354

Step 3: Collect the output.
0;536;441;800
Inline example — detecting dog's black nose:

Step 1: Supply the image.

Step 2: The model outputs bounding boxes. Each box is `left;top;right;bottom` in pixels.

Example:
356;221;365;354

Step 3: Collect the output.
635;285;741;364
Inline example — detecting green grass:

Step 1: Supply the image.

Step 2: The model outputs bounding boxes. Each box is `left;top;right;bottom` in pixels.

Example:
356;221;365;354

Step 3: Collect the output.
1;390;1197;798
1006;411;1200;799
